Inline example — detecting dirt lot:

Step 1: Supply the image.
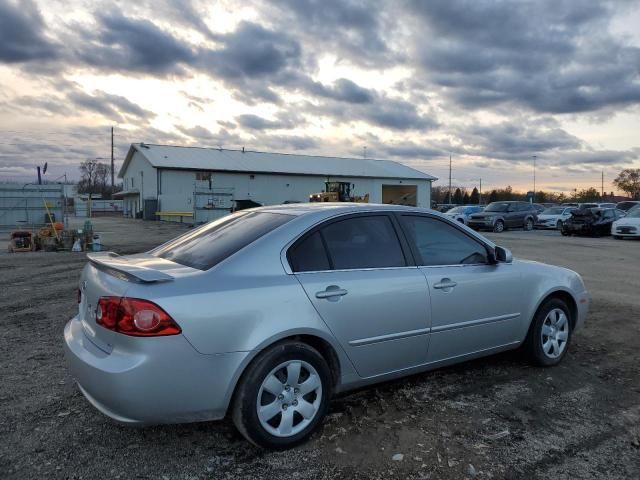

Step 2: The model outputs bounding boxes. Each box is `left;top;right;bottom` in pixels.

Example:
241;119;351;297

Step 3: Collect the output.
1;217;639;479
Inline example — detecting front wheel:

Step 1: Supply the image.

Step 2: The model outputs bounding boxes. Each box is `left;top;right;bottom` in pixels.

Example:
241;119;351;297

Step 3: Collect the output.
613;235;623;240
524;298;572;367
232;341;332;449
556;220;563;230
561;229;571;236
493;220;505;233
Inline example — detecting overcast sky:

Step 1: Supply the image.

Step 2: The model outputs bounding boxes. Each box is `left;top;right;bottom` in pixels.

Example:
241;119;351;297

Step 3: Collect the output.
1;0;639;193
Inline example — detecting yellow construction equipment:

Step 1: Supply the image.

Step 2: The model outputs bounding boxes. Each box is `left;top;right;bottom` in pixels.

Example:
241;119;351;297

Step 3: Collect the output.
309;182;369;203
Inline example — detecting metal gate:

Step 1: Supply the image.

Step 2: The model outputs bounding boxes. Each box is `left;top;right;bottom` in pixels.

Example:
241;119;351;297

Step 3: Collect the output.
0;184;64;230
193;188;234;225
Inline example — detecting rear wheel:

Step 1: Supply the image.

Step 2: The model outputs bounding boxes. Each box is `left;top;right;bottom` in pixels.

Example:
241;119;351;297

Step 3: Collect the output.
232;341;332;449
493;220;505;233
524;218;534;231
524;298;572;367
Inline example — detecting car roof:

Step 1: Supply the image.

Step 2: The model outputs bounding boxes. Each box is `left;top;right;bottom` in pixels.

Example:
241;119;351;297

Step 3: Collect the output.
246;202;432;216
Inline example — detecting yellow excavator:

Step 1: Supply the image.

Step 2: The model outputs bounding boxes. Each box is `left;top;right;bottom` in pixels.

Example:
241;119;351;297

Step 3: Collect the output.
309;181;369;203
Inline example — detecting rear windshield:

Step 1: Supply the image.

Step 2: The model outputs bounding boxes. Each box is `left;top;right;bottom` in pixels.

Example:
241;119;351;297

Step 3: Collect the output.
151;211;293;270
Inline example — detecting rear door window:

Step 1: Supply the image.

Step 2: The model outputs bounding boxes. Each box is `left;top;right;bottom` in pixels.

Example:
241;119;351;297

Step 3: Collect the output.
320;215;406;270
152;211;293;270
288;231;331;272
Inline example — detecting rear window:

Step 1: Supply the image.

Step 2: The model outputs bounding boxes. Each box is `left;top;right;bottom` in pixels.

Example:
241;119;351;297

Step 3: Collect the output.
151;211;293;270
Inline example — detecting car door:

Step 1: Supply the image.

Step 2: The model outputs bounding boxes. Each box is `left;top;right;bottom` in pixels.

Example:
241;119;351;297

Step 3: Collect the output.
505;204;520;227
397;214;523;363
289;213;431;378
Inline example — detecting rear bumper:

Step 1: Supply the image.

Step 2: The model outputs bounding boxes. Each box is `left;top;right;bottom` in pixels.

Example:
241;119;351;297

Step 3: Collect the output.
64;316;249;425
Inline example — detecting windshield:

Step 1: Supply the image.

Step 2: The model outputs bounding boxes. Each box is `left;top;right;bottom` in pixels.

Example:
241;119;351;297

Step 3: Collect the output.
151;211;294;270
542;207;564;215
446;206;466;213
626;207;640;218
484;202;510;212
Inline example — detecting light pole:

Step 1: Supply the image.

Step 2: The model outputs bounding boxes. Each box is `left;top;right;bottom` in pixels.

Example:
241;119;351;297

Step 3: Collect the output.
532;155;537;202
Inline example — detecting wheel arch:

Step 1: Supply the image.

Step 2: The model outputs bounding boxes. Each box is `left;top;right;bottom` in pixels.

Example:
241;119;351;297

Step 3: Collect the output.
223;329;347;418
528;288;578;334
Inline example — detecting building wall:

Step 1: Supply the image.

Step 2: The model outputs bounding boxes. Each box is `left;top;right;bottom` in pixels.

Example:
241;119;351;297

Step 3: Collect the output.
154;170;430;221
121;152;157;216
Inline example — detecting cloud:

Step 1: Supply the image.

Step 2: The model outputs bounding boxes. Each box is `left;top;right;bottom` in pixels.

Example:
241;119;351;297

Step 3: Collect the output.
265;0;394;67
407;0;640;114
76;11;195;74
236;113;298;130
67;90;154;122
0;0;57;63
308;78;375;104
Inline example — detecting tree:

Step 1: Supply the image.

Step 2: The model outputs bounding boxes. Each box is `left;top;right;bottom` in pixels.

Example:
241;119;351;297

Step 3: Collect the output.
78;159;120;198
470;187;479;204
488;190;498;203
453;188;463;204
576;187;601;202
613;168;640;199
463;192;470;204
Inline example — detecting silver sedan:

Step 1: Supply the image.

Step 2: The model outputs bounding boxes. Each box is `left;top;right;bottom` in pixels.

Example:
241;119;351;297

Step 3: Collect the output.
64;204;589;448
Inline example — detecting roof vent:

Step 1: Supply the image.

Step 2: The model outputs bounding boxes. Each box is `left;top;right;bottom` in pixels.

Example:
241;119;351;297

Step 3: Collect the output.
140;143;150;149
242;146;245;153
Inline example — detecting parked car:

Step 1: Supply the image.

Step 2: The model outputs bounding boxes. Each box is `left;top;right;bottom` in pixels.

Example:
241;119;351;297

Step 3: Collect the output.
561;207;626;236
612;205;640;239
64;204;589;449
535;206;577;230
532;203;546;214
616;201;640;212
436;203;457;213
467;201;538;232
444;205;484;225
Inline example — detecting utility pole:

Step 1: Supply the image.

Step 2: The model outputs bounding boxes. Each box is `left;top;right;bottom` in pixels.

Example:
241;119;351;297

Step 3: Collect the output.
601;170;604;199
479;178;482;205
110;126;114;187
448;153;452;203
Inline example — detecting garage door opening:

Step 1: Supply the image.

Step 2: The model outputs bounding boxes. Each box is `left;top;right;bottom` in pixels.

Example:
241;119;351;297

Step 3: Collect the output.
382;185;417;206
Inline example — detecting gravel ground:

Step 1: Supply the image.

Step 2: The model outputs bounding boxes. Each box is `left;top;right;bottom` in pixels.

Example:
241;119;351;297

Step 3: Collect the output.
1;217;639;479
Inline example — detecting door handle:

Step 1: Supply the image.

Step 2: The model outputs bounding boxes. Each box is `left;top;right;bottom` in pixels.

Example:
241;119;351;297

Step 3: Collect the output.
315;286;348;299
433;278;457;290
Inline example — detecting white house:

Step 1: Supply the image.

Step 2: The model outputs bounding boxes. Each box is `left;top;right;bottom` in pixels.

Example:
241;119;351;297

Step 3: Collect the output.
115;143;436;223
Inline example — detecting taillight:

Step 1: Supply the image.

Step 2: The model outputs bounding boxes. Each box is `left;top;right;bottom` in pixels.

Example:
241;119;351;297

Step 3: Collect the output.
96;297;181;337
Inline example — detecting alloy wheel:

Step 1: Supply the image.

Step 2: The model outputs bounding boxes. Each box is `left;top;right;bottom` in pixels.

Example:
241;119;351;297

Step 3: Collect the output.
257;360;322;437
541;308;569;359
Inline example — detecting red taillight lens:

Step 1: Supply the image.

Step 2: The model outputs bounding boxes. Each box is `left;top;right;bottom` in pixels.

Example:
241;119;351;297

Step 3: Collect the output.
96;297;181;337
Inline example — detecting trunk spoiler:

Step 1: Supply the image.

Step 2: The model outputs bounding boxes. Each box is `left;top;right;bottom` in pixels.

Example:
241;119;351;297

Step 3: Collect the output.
87;252;174;283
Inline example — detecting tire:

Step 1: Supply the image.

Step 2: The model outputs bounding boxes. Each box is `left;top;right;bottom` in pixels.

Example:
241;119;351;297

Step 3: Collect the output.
561;229;571;236
613;235;623;240
524;218;534;231
524;298;572;367
493;220;505;233
232;341;332;449
556;220;563;230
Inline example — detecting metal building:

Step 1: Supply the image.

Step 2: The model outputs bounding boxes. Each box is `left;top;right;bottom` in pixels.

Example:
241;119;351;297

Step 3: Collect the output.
116;144;436;223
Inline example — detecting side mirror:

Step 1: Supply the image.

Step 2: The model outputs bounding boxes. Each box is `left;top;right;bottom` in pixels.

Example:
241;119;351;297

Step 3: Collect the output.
495;246;513;263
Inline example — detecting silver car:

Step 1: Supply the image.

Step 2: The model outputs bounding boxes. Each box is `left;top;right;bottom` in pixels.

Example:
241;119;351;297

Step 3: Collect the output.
64;204;589;449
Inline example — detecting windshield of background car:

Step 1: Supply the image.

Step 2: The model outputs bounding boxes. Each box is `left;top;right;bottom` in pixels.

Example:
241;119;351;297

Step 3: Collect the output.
485;203;510;212
626;207;640;218
447;206;466;213
543;207;564;215
151;211;294;270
